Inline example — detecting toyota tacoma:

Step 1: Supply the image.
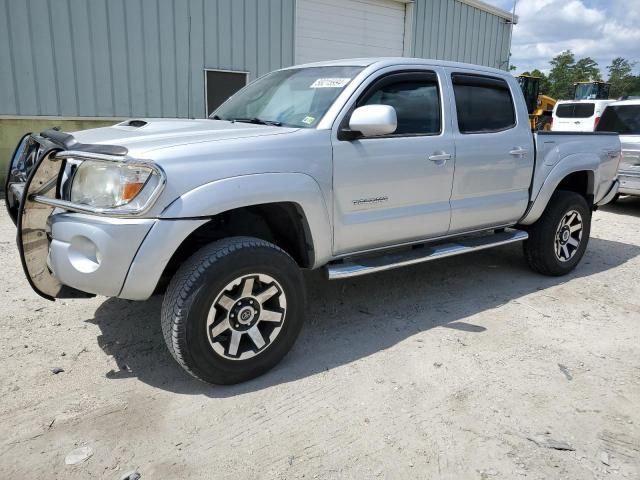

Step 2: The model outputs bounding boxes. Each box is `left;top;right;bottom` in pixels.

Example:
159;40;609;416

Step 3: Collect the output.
5;58;621;384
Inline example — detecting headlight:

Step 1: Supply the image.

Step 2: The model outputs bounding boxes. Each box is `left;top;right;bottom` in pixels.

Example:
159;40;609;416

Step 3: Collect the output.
68;160;161;210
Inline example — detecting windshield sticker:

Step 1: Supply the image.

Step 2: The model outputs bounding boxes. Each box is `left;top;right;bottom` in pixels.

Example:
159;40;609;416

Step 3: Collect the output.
302;116;315;125
310;78;351;88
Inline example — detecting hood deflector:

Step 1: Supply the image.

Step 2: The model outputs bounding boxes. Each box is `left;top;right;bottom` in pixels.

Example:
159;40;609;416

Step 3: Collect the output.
40;129;129;156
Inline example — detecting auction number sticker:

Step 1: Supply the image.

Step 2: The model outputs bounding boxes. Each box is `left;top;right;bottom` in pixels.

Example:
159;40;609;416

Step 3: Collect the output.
310;78;351;88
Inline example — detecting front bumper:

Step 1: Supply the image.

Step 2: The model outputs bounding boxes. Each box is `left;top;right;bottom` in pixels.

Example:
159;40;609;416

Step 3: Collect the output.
46;213;206;300
47;213;155;297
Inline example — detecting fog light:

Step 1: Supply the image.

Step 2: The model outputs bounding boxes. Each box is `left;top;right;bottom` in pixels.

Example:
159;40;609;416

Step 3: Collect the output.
68;236;101;273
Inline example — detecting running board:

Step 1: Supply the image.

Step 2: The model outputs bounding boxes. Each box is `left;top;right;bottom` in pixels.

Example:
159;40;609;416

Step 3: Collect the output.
326;229;528;280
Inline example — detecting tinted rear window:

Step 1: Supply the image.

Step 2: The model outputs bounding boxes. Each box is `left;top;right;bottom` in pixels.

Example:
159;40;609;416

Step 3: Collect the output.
451;74;516;133
556;103;595;118
596;105;640;134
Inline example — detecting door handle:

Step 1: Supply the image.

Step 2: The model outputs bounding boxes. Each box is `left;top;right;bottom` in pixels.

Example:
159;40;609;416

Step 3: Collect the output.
428;153;452;162
509;147;528;156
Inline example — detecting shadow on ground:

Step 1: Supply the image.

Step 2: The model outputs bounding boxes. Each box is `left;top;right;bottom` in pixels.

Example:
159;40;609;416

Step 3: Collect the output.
86;237;639;397
601;195;640;216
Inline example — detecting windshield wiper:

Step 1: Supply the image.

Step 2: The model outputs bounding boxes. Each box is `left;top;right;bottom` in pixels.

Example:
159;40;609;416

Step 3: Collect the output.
229;117;282;127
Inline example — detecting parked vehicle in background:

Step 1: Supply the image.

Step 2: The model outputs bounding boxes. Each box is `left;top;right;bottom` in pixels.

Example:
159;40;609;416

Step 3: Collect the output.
552;100;614;132
574;81;611;101
516;75;556;131
5;58;621;385
597;100;640;198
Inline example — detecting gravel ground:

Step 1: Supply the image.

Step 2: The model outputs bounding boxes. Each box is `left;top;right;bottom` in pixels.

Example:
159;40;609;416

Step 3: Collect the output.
1;199;639;479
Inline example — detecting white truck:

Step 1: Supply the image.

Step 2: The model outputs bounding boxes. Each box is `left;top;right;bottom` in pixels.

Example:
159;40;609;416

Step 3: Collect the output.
6;58;621;384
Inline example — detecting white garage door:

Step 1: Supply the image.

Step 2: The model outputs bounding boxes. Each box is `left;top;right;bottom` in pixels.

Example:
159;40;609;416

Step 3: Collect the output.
295;0;407;64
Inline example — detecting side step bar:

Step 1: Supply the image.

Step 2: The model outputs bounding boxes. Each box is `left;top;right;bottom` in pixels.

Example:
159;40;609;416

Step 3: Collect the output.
326;228;528;280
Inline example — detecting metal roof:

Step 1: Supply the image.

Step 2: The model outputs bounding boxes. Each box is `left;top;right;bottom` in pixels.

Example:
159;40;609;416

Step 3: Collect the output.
458;0;518;23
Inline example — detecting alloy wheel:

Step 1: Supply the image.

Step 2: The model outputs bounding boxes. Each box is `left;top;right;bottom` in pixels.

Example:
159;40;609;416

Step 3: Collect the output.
554;210;583;262
206;274;287;360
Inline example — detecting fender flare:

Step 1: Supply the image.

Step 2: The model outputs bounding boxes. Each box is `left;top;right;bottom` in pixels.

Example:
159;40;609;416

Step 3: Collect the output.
160;173;333;267
520;153;598;225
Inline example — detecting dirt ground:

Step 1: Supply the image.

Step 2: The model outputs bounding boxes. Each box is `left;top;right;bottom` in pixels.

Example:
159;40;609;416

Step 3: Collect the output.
1;199;639;480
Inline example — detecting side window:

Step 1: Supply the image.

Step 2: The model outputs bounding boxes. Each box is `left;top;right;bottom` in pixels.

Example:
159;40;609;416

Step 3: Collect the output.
359;73;441;135
452;74;516;134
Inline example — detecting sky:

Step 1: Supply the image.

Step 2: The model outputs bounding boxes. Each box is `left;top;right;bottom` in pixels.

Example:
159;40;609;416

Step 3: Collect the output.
483;0;640;76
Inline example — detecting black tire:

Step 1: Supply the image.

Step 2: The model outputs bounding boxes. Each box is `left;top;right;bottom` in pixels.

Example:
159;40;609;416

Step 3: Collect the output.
536;115;552;131
161;236;305;385
522;190;591;276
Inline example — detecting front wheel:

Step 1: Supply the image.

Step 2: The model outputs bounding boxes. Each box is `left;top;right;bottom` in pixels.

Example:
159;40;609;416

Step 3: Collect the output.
161;237;305;385
522;190;591;276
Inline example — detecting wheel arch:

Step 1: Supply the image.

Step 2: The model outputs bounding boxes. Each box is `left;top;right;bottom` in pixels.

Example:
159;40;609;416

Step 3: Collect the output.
520;165;597;226
161;172;332;263
158;201;317;288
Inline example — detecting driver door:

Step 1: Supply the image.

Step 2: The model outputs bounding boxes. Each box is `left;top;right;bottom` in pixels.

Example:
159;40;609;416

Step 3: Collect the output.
331;69;455;255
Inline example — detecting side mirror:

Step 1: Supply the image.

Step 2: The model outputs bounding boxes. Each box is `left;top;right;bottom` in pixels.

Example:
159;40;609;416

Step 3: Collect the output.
348;105;397;137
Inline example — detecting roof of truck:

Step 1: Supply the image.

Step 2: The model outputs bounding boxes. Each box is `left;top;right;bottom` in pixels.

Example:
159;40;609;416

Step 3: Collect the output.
283;57;510;76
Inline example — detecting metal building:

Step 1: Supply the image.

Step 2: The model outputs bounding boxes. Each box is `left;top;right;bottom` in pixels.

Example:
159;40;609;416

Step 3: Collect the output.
0;0;515;120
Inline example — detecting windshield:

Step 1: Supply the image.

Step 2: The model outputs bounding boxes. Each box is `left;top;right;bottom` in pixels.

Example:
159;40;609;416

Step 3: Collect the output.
212;66;364;128
596;105;640;134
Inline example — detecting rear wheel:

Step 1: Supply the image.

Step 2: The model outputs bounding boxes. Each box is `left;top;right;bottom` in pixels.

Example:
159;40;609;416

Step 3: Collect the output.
161;237;305;385
523;190;591;276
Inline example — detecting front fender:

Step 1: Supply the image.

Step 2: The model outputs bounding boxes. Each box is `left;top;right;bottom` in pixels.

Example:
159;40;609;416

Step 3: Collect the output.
160;173;333;267
520;153;599;225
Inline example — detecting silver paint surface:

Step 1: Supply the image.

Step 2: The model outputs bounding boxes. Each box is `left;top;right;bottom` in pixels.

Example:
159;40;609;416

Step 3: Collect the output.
21;58;620;298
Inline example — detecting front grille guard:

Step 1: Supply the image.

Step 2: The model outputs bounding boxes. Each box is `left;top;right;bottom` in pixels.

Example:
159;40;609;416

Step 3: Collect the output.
5;130;127;300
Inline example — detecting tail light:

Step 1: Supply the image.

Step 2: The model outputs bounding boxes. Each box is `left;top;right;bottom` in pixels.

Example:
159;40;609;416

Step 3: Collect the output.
594;116;601;129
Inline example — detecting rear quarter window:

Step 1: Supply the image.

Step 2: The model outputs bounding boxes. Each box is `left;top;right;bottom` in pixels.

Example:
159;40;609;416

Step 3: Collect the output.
555;103;595;118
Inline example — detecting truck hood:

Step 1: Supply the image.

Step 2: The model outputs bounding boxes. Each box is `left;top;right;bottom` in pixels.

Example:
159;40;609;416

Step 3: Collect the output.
71;118;298;155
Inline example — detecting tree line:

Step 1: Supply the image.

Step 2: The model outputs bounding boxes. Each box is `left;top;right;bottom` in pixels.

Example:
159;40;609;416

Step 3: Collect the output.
518;50;640;100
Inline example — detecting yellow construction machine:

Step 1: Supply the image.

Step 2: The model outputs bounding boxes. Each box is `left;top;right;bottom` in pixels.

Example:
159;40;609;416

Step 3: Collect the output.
574;81;611;100
517;75;556;131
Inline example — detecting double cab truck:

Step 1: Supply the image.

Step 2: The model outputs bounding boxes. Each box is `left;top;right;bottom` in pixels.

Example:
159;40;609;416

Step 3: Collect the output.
5;58;621;384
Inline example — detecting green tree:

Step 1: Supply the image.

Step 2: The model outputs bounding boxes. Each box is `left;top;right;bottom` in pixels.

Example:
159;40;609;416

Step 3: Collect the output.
607;57;637;98
548;50;577;100
573;57;602;82
633;76;640;96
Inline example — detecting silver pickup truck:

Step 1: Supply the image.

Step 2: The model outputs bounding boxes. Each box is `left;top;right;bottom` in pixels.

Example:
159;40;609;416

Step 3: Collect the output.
5;58;620;384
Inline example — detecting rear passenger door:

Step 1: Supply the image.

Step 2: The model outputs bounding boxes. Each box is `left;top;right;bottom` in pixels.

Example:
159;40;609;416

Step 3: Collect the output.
446;71;534;233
